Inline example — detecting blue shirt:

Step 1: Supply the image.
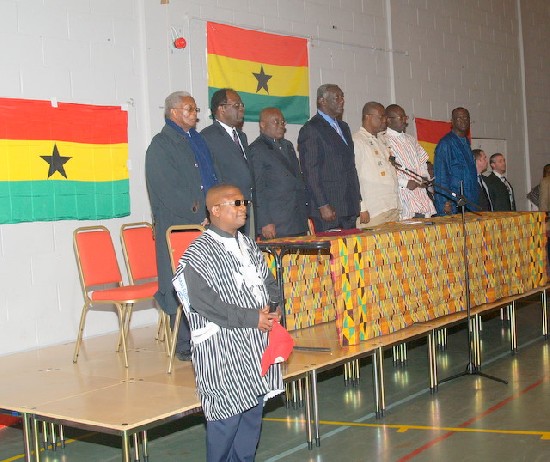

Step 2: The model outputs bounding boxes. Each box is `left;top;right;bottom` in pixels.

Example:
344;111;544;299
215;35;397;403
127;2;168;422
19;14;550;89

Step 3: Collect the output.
317;110;347;145
433;131;478;215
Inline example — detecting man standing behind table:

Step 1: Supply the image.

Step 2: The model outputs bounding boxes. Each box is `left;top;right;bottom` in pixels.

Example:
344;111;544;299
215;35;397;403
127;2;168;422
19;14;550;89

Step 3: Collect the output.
145;91;219;361
353;102;400;227
484;153;516;211
201;88;254;235
434;107;478;215
298;84;361;232
249;107;308;239
172;184;283;462
384;104;436;219
473;149;492;211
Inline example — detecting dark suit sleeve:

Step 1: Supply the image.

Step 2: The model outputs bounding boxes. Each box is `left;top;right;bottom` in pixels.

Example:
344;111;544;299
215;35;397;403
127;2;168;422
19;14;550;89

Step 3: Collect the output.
299;123;328;208
249;146;272;229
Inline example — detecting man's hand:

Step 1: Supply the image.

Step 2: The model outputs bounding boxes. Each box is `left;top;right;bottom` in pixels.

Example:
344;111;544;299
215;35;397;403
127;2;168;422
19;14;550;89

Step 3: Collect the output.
258;307;275;332
319;204;336;222
407;180;419;190
200;217;209;227
359;210;370;224
262;224;276;240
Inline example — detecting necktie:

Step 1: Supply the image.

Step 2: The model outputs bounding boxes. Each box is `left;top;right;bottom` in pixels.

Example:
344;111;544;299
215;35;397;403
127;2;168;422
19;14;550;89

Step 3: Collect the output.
331;121;348;145
232;128;246;159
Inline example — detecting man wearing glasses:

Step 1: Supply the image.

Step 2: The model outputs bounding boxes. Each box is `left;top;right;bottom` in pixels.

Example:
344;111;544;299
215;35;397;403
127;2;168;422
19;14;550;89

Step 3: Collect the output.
172;184;283;462
249;107;308;239
353;101;400;227
145;91;219;362
201;88;254;236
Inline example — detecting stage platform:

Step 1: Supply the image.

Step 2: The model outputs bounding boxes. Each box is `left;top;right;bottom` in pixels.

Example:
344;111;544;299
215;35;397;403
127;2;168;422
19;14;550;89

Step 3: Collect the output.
2;282;548;461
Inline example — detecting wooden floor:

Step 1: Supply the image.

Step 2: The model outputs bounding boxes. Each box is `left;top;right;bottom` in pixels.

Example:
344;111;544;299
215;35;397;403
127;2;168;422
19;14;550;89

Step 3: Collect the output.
2;296;550;460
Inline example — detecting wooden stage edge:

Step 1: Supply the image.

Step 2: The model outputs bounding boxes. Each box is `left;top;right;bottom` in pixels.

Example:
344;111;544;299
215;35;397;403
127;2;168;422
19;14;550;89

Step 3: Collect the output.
1;283;548;460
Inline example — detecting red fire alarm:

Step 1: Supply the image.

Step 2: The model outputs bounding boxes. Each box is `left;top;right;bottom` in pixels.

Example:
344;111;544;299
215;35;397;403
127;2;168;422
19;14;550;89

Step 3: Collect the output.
174;37;186;49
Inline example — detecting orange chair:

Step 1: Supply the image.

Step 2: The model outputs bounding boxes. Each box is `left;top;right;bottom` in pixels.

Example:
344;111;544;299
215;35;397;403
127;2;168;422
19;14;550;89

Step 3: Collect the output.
73;225;157;368
120;222;166;346
165;224;205;373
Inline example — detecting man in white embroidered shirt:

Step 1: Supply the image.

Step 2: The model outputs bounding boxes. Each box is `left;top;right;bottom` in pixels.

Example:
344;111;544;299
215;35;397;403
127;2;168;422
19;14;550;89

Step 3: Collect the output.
384;104;436;219
172;184;283;462
353;101;400;227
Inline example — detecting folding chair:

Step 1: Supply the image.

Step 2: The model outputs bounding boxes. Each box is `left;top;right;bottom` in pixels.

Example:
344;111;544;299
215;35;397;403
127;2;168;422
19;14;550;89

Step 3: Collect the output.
120;222;166;346
73;226;157;368
165;224;205;373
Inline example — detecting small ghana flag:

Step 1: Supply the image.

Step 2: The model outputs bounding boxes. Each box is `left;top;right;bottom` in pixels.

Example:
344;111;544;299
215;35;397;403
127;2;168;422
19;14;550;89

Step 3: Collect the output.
415;117;452;163
0;97;129;224
207;22;310;124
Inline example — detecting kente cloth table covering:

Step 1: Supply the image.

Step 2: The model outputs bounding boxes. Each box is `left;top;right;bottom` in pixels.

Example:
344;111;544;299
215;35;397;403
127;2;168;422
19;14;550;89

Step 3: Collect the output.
263;212;548;346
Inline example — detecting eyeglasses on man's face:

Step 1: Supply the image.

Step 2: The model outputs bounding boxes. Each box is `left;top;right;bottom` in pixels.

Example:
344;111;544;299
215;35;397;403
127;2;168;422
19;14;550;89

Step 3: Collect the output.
175;106;200;113
222;102;245;110
215;199;252;207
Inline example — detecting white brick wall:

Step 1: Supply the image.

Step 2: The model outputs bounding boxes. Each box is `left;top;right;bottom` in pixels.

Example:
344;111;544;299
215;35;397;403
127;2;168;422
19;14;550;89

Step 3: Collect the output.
0;0;546;355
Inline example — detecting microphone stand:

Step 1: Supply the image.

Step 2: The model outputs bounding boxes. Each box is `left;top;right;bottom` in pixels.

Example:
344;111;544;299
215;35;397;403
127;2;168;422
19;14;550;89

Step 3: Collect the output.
389;158;507;386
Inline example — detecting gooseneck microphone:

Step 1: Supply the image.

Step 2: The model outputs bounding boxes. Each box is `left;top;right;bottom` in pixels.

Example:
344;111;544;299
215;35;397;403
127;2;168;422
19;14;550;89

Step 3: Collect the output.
388;155;402;168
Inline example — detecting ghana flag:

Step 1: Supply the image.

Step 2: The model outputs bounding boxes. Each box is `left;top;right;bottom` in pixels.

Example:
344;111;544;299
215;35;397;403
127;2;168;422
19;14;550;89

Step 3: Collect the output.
207;22;309;124
0;97;129;224
415;117;452;163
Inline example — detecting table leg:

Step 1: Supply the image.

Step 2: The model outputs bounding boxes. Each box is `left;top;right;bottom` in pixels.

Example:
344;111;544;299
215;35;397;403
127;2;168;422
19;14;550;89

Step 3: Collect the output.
303;373;313;450
311;369;320;447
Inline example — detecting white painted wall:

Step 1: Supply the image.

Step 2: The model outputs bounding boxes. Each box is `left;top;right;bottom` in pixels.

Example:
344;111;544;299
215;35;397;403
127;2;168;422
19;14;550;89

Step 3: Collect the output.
0;0;546;355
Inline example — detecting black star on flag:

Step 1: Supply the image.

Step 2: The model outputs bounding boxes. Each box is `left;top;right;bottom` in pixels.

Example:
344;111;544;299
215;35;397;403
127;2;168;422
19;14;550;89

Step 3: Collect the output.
41;144;71;178
252;65;272;93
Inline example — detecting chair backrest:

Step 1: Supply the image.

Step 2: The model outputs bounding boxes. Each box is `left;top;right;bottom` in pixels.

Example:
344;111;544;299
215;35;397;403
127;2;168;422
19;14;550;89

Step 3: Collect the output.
166;225;205;271
74;226;122;289
120;222;157;284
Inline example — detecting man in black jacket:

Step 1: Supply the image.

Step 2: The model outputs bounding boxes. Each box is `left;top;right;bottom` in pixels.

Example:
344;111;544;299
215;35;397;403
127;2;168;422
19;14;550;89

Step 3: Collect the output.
484;153;516;211
249;108;308;239
201;89;254;235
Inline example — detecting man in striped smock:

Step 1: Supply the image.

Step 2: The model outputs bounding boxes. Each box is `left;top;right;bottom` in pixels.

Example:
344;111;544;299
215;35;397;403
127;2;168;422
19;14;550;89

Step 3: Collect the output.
173;184;283;461
384;104;436;219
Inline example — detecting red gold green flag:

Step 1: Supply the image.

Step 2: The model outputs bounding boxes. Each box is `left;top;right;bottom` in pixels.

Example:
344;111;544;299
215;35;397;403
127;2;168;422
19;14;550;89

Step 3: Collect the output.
0;97;129;224
415;117;452;162
207;22;310;124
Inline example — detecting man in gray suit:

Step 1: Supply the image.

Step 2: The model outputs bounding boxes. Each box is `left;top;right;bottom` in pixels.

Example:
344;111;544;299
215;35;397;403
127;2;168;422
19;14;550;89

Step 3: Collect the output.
145;91;219;361
249;108;308;239
201;88;254;235
298;84;361;232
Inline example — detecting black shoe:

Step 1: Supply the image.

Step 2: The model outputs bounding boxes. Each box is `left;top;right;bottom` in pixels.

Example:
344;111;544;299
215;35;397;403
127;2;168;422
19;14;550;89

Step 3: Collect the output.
176;351;192;362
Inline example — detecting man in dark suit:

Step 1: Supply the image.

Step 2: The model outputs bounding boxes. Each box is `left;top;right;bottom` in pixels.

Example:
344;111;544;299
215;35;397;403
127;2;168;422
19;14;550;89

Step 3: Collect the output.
473;149;492;211
297;84;361;232
249;108;308;239
484;153;516;211
201;88;254;235
145;91;219;361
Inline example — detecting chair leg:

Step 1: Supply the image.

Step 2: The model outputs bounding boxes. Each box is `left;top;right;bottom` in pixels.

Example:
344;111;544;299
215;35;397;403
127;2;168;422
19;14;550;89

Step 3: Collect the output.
115;304;129;368
167;306;183;374
73;304;89;363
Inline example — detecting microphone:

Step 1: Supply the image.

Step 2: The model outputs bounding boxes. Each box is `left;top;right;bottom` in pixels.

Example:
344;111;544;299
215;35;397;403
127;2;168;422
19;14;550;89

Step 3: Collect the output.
389;155;402;168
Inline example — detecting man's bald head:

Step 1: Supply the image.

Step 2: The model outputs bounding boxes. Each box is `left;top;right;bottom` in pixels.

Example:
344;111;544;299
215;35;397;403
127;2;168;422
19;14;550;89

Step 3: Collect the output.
206;184;248;235
259;107;286;140
206;184;241;212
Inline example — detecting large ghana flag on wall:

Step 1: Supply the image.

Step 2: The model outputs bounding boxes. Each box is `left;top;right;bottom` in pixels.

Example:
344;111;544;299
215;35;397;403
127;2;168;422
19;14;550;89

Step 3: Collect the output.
415;117;452;163
207;22;309;124
0;97;129;224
